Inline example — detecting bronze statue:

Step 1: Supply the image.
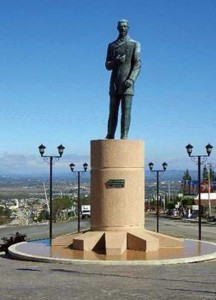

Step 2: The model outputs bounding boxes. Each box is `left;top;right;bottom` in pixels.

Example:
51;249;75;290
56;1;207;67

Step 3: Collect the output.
105;19;141;139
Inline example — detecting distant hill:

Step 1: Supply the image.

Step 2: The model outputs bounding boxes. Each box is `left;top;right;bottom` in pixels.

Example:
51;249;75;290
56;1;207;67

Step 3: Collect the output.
146;170;197;181
0;169;198;184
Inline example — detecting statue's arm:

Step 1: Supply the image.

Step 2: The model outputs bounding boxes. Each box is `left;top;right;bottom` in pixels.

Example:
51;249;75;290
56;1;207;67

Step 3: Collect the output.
128;42;141;82
105;45;113;70
105;44;125;70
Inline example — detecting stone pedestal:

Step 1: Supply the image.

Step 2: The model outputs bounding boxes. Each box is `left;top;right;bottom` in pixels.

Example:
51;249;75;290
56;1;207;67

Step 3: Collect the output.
72;139;183;256
91;139;144;231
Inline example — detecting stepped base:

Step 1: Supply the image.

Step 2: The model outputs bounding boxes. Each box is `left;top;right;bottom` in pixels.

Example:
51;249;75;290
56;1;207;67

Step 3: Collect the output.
72;229;183;256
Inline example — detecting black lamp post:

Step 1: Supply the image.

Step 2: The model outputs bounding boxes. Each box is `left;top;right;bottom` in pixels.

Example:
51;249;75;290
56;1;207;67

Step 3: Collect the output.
69;162;88;233
38;144;65;245
148;161;168;233
185;143;213;240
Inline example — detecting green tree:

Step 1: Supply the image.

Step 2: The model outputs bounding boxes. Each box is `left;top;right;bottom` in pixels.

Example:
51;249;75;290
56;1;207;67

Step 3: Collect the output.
181;197;195;206
202;163;216;192
52;196;73;222
4;207;11;218
0;206;11;225
0;206;4;216
166;202;175;210
202;164;208;181
38;209;49;222
203;163;215;181
182;169;192;181
181;169;192;195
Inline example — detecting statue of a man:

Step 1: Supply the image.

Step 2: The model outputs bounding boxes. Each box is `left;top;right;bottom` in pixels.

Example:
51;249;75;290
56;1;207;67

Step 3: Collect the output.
105;19;141;139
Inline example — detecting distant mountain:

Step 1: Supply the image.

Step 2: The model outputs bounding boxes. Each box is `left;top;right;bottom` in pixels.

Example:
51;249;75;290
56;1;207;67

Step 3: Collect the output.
146;170;197;182
0;170;198;184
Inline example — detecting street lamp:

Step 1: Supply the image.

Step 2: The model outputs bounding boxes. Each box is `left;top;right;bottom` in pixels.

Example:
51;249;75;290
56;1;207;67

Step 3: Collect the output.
185;143;213;240
148;161;168;233
38;144;65;245
69;162;88;233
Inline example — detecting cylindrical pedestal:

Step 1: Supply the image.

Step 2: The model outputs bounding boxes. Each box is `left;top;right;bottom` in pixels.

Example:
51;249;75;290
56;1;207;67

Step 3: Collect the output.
90;140;145;231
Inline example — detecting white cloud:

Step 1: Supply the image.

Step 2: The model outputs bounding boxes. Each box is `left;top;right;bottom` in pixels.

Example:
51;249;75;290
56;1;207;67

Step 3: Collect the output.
0;153;90;175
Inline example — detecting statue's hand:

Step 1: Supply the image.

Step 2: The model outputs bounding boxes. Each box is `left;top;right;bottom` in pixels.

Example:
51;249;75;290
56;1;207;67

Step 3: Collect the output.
124;79;133;89
115;54;126;64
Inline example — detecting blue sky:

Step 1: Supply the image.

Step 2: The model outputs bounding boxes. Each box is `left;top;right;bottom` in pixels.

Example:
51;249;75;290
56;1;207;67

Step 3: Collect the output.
1;0;216;175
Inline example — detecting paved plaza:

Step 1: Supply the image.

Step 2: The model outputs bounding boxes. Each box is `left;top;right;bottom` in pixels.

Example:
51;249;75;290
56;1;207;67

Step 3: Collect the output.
1;218;216;299
0;251;216;300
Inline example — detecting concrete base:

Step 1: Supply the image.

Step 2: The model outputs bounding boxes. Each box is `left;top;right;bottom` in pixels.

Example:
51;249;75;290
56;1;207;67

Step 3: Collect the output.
72;229;183;256
79;139;184;256
90;140;145;231
8;236;216;265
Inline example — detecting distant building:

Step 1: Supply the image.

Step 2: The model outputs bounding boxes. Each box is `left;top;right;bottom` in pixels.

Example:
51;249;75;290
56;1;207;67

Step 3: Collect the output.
194;193;216;206
194;193;216;216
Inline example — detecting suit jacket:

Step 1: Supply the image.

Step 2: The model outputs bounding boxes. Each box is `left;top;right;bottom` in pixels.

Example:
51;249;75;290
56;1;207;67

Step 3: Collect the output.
105;36;141;96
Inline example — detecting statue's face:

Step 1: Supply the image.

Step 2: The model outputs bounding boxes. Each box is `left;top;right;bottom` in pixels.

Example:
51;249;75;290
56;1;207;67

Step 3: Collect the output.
117;22;129;37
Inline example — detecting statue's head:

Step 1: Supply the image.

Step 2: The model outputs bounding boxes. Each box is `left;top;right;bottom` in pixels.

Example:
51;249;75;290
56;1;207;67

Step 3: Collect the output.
117;19;129;37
